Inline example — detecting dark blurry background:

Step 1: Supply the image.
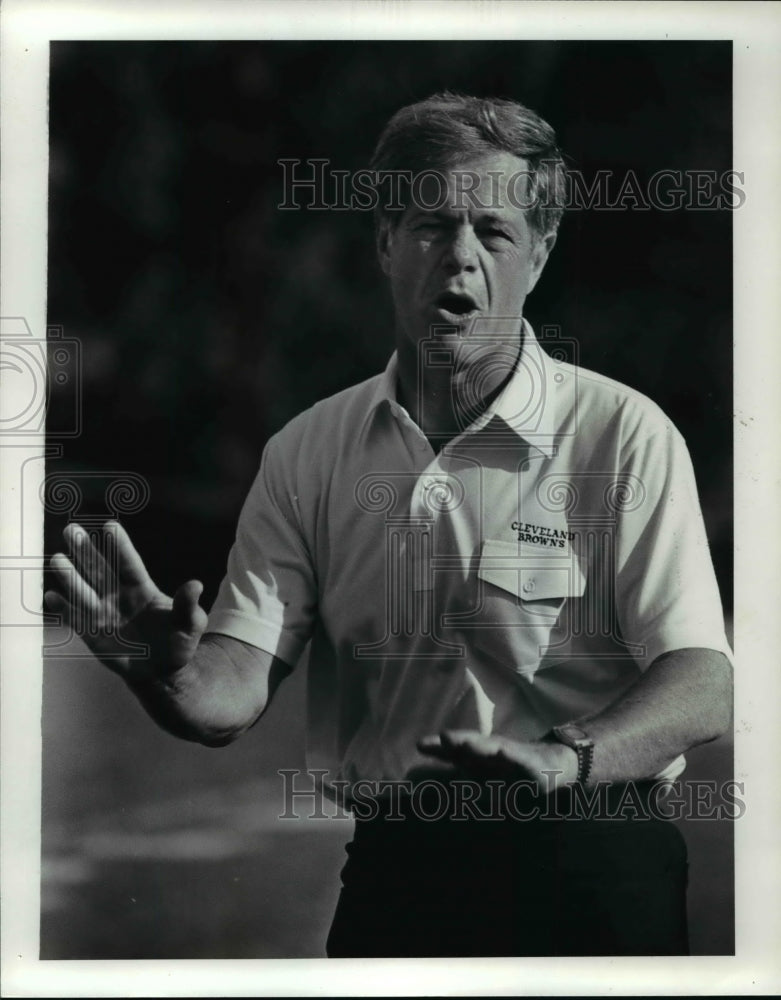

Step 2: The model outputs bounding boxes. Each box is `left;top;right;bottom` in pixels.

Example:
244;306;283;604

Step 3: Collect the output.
42;41;733;958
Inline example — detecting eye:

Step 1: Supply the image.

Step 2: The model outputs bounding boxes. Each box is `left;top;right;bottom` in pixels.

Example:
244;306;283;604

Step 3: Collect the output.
480;227;513;244
413;219;446;235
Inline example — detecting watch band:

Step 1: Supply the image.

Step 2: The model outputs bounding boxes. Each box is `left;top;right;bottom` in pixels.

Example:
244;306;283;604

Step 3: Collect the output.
551;723;594;786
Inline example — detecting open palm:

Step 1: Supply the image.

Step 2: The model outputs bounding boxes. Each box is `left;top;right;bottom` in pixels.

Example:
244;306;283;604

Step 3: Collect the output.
45;520;207;682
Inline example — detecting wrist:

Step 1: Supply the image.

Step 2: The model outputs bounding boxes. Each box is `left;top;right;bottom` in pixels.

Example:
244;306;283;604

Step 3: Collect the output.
549;723;595;786
542;740;579;785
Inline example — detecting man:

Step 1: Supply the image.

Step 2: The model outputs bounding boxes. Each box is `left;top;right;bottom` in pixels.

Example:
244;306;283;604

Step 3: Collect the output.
46;94;733;957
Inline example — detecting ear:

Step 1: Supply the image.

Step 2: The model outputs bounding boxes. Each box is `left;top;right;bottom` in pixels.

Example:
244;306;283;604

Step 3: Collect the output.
527;231;557;294
376;216;394;276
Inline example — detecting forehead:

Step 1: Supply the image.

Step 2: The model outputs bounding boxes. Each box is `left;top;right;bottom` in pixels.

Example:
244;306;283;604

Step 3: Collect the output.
408;151;532;221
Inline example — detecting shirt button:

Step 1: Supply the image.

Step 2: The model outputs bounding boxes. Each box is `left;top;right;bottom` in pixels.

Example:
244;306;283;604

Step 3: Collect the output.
418;440;428;451
522;580;535;594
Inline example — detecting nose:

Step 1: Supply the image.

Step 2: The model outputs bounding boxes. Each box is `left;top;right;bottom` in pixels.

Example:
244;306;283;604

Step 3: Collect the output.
443;226;478;274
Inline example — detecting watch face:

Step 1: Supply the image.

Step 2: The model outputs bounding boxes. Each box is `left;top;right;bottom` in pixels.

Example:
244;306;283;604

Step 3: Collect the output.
556;724;590;746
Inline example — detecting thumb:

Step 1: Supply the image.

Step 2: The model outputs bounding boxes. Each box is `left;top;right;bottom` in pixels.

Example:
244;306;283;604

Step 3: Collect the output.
171;579;208;636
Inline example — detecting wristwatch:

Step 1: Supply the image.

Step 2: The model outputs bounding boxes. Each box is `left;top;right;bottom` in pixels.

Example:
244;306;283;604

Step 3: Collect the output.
551;723;594;786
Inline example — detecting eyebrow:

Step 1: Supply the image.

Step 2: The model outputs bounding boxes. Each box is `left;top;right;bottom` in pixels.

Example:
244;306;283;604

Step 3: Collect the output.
408;208;518;230
475;213;514;228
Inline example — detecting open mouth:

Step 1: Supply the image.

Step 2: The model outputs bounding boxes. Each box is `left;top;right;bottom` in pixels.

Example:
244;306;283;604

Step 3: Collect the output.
434;291;479;321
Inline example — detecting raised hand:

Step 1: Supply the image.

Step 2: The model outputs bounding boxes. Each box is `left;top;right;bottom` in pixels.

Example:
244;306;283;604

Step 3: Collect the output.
45;520;208;683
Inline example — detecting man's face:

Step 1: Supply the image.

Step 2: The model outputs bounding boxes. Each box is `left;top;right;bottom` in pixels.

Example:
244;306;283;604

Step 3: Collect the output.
378;151;555;377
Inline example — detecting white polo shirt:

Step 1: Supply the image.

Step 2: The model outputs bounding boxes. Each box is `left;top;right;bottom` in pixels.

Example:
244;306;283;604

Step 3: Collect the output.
208;323;731;785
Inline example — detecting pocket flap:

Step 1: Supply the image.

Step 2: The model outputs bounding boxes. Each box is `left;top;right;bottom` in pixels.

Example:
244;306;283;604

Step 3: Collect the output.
477;538;586;600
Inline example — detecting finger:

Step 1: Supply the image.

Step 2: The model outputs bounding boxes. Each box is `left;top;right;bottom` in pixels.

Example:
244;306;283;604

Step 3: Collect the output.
417;739;497;779
45;588;129;677
438;731;512;776
44;588;76;628
440;730;504;756
49;552;102;620
417;734;443;753
417;741;452;761
64;523;112;595
44;579;107;643
104;520;154;590
171;579;208;637
417;731;494;759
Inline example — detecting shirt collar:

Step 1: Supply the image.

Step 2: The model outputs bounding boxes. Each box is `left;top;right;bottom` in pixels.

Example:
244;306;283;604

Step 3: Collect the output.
368;320;558;457
368;350;400;413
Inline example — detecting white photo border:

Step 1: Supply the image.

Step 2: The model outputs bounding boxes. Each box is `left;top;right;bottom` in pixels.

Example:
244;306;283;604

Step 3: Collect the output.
1;1;779;996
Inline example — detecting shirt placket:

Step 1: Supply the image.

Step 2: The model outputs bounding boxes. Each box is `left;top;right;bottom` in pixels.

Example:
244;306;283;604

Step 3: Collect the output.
383;403;462;660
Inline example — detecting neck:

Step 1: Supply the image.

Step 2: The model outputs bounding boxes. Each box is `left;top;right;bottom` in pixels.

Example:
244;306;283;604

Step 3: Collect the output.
395;333;523;449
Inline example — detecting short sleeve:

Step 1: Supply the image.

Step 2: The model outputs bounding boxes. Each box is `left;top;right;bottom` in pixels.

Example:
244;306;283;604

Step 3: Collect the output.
614;421;732;668
207;433;317;667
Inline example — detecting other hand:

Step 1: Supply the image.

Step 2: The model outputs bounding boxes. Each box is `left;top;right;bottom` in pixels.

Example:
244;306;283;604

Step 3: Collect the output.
417;729;578;794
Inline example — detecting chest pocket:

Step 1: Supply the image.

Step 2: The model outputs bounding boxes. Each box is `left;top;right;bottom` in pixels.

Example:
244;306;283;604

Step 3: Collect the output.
478;538;585;600
474;537;586;671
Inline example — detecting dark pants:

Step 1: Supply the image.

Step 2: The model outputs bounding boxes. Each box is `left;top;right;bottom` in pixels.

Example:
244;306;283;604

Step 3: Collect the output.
326;785;689;958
